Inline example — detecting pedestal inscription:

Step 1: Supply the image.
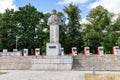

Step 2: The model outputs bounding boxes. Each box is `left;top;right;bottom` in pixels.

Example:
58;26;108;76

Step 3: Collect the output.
46;43;61;55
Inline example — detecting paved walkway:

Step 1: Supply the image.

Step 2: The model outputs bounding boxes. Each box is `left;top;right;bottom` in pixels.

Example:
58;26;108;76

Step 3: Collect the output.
0;70;85;80
0;70;120;80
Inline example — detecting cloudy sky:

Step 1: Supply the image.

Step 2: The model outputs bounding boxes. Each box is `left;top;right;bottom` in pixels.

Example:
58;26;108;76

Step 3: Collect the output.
0;0;120;18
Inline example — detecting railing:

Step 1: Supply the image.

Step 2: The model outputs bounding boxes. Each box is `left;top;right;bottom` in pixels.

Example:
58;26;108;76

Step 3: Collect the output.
0;52;21;56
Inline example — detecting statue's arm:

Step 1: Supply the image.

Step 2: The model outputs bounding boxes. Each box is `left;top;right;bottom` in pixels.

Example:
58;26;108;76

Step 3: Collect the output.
47;15;61;26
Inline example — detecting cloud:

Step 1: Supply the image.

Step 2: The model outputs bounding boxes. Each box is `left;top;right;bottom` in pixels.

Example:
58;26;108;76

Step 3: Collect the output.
80;18;90;24
57;0;89;5
90;0;120;14
0;0;17;13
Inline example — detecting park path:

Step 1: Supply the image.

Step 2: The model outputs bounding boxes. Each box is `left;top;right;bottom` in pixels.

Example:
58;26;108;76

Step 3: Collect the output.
0;70;85;80
1;70;120;80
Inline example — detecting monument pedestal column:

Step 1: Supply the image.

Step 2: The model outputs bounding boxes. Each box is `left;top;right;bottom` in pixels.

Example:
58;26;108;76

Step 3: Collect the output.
46;43;61;56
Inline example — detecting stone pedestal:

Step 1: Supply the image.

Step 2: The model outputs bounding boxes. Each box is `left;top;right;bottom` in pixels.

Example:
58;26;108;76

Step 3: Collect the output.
31;56;73;70
46;43;61;56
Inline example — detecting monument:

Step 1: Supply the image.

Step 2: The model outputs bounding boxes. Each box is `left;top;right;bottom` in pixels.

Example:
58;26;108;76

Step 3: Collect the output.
46;9;61;55
31;10;73;70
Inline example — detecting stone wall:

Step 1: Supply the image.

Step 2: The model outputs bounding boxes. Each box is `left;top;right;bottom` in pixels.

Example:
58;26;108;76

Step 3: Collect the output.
0;56;32;70
0;54;120;71
72;54;120;71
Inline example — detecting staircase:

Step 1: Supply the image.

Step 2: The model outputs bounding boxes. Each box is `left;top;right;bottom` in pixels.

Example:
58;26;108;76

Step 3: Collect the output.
72;54;120;71
72;54;92;71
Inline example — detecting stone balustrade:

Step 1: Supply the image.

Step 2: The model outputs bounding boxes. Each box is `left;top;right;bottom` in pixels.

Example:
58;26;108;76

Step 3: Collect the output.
0;52;21;56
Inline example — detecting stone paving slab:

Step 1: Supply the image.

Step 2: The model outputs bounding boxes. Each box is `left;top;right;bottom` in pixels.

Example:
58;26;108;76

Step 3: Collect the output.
1;70;120;80
0;70;84;80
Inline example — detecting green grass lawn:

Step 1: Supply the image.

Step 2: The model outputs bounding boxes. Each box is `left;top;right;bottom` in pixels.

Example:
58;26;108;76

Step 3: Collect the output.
85;73;120;80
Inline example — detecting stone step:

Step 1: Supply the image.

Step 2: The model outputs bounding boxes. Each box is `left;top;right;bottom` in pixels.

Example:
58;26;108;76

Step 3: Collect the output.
72;54;120;71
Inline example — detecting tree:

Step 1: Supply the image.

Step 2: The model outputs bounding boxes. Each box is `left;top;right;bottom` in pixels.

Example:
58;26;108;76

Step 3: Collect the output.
0;13;3;50
0;13;2;26
83;29;103;53
114;13;120;31
63;3;82;53
114;13;120;47
14;4;44;54
83;5;114;54
101;32;118;53
0;9;17;51
86;5;111;32
35;12;51;54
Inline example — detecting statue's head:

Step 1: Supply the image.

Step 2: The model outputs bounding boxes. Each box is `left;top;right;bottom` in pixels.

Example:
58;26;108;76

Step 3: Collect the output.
52;9;56;15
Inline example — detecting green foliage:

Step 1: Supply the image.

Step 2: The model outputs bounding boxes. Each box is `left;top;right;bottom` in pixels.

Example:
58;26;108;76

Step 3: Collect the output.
64;3;81;33
0;9;16;51
87;5;111;32
14;4;44;54
83;30;102;53
0;14;3;50
112;13;120;50
83;5;115;54
114;14;120;31
101;32;118;53
63;3;83;53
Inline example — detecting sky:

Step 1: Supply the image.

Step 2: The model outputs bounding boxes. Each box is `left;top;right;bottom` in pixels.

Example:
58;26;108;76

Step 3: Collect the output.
0;0;120;19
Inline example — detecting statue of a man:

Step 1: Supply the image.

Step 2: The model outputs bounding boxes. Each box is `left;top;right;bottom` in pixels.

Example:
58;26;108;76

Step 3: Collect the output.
47;9;61;43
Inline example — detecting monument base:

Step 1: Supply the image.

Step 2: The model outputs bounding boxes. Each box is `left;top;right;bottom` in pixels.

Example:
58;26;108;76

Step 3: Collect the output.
46;43;61;56
31;56;73;70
